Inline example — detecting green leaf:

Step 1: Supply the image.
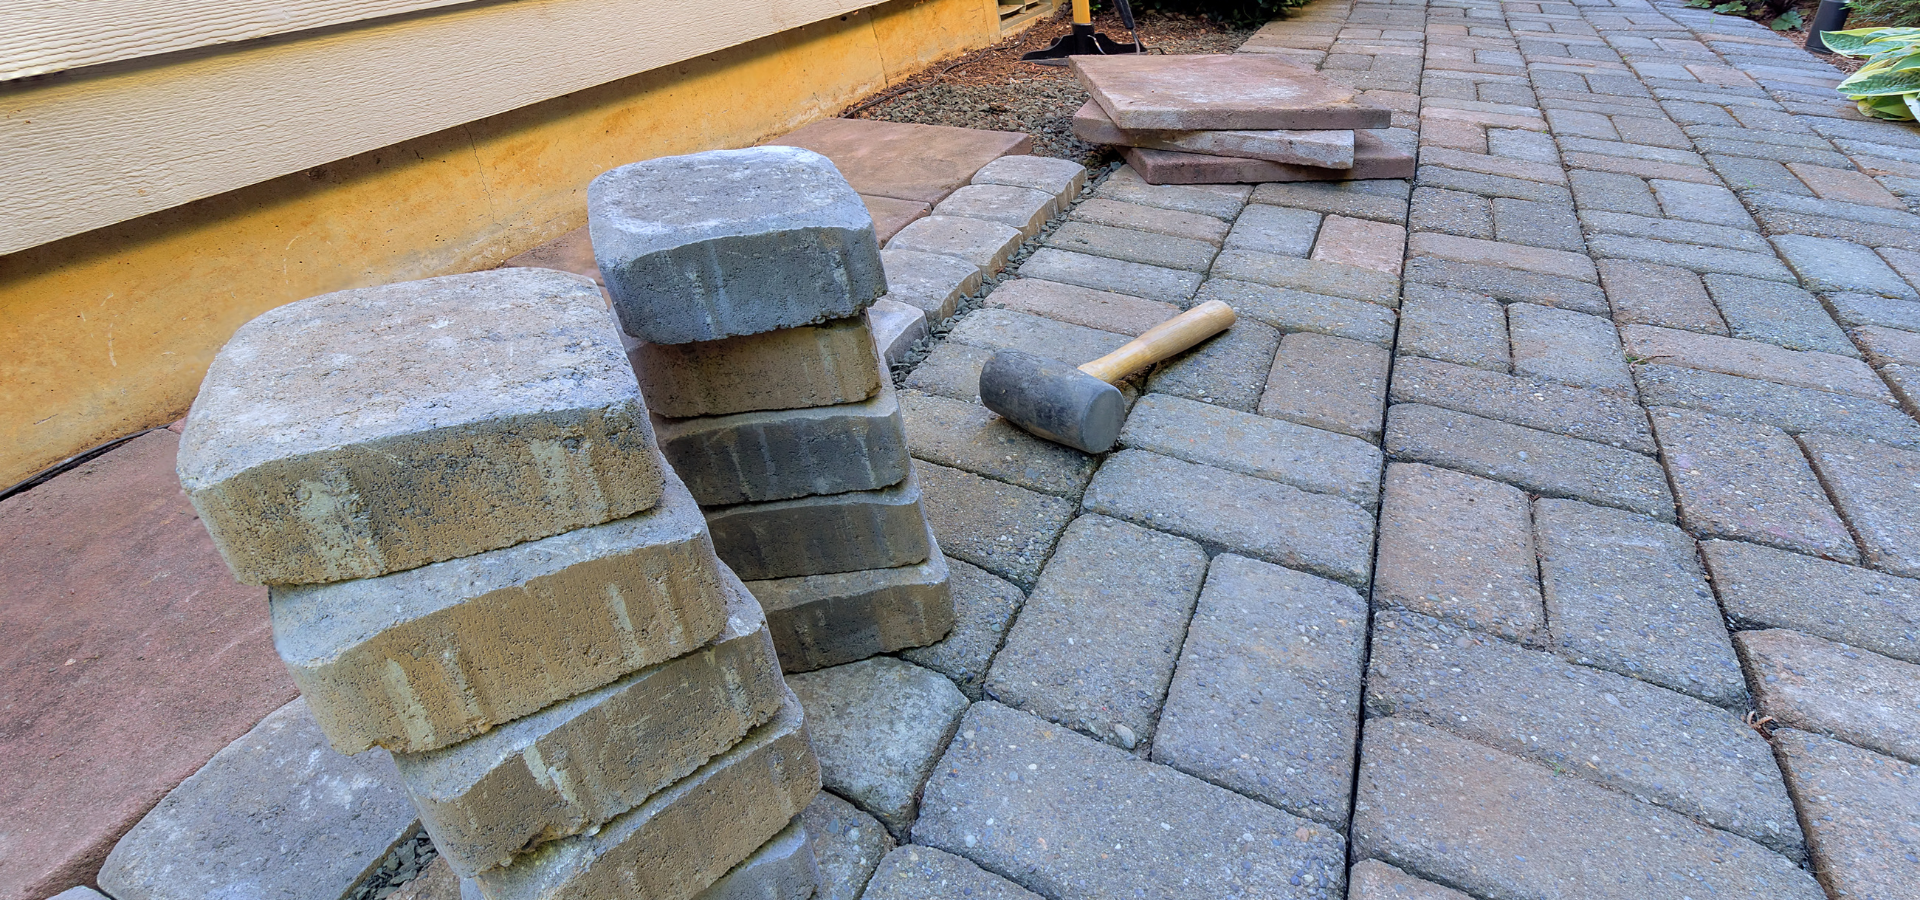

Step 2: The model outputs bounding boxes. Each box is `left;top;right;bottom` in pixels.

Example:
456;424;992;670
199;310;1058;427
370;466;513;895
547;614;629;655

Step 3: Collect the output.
1907;92;1920;120
1838;66;1920;97
1857;94;1918;120
1772;9;1804;30
1712;2;1746;13
1822;28;1894;56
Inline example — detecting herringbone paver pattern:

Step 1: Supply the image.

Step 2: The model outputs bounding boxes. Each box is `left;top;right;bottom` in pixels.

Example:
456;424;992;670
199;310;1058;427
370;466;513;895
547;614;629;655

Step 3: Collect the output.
797;2;1920;898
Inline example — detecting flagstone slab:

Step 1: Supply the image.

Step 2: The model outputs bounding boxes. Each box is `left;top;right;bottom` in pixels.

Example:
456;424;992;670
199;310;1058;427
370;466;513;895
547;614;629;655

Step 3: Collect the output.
1072;54;1390;132
774;119;1033;205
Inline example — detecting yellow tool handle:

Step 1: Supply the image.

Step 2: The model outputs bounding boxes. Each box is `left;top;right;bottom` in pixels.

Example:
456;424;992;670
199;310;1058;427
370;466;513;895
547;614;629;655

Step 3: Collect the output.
1072;0;1092;25
1078;300;1237;384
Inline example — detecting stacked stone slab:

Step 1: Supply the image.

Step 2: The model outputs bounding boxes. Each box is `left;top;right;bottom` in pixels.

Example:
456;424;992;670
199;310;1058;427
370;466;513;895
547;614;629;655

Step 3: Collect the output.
176;267;821;900
1068;54;1411;185
592;146;956;675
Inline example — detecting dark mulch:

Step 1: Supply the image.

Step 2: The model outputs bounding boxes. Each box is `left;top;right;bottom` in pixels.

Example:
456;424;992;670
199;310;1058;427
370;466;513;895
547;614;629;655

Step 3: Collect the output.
843;10;1254;163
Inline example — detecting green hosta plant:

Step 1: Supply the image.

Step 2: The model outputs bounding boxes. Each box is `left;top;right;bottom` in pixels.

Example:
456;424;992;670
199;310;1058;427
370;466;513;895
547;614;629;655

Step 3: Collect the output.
1823;27;1920;121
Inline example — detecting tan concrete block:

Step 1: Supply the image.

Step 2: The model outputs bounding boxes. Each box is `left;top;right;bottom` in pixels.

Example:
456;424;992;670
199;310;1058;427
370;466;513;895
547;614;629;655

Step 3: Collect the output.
746;519;956;673
271;471;729;755
396;570;786;877
178;269;665;585
472;691;820;900
655;378;909;507
705;476;933;581
627;316;882;419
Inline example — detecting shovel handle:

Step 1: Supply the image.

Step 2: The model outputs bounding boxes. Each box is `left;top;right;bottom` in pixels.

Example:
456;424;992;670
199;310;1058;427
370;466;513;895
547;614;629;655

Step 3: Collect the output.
1077;300;1237;384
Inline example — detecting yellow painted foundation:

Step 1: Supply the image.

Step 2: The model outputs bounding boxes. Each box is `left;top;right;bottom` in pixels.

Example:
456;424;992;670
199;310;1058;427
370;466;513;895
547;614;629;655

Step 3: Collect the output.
0;0;1000;486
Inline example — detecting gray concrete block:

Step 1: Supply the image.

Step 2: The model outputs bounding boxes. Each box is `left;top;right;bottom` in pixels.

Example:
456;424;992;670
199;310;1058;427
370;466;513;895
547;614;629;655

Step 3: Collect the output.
1705;274;1857;356
1773;234;1918;299
801;793;891;900
860;846;1041;900
1018;248;1204;304
1398;284;1510;372
900;389;1098;499
590;147;885;344
933;184;1057;237
1154;555;1367;828
1374;462;1545;644
1045;222;1219;273
1771;729;1920;900
914;702;1347;900
986;515;1206;750
1194;279;1398;347
1258;332;1392;442
1083;449;1375;588
1367;610;1805;861
1391;357;1655;454
881;249;981;321
885;216;1025;276
96;700;417;900
272;472;729;755
1352;718;1825;900
178;269;664;585
1507;303;1633;394
915;460;1076;588
789;658;969;837
745;523;955;674
1119;392;1383;509
705;475;933;580
1632;364;1920;450
692;819;818;900
628;316;882;419
1799;433;1920;579
944;307;1128;368
1093;165;1251;219
1703;539;1920;666
1347;860;1472;900
869;299;930;368
394;571;785;876
472;692;819;900
970;155;1088;204
901;557;1026;701
1403;257;1609;316
657;377;909;506
1069;198;1231;246
1740;629;1920;766
1650;408;1858;562
1146;316;1283;414
1225;204;1324;258
1213;249;1401;307
984;278;1180;343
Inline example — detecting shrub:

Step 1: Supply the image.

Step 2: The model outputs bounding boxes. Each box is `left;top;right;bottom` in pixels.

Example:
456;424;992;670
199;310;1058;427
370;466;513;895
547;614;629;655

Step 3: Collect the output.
1849;0;1920;29
1824;27;1920;120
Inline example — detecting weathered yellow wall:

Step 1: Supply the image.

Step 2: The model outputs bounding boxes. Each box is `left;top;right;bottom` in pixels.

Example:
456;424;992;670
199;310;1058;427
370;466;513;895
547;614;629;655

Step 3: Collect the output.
0;0;998;487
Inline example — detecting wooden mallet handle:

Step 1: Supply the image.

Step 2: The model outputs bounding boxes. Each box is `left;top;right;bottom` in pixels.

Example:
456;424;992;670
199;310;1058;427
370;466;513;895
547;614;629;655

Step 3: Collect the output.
1077;300;1237;384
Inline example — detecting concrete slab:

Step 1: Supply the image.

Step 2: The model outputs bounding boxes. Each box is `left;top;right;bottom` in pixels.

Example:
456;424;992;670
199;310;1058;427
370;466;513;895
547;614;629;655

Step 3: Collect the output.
863;195;932;244
0;431;296;900
1072;54;1390;132
1121;134;1414;186
1071;100;1358;168
773;119;1034;205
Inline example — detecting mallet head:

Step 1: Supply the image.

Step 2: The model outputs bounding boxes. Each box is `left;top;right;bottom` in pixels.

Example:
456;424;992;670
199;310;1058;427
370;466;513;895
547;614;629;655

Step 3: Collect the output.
978;350;1125;454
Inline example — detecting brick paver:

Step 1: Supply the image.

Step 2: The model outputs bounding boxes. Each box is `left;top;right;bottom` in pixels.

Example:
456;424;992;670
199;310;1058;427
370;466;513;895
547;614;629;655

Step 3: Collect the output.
647;2;1920;899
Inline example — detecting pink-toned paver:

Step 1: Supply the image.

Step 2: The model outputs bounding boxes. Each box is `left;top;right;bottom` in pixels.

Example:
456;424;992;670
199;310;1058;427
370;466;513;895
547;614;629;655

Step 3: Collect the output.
1072;53;1390;131
1311;215;1406;275
773;118;1032;205
0;432;296;900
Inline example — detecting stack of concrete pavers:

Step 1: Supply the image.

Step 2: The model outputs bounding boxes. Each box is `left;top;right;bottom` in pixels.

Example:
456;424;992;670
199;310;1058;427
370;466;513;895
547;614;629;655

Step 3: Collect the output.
174;267;821;900
592;146;956;675
1068;54;1412;185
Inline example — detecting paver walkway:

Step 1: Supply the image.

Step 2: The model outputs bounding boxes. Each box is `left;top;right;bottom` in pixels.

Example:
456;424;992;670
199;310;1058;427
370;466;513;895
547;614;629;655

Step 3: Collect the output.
820;2;1920;899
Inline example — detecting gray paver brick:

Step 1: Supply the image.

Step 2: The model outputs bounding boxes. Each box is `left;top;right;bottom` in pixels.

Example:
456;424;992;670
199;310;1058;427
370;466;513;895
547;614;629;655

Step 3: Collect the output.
1083;449;1376;587
1146;316;1283;413
1398;285;1510;371
1252;179;1412;224
1620;325;1891;401
901;341;996;402
860;846;1041;900
1774;234;1920;298
1570;168;1660;216
1154;555;1367;827
1492;197;1586;251
1386;404;1674;520
1017;248;1203;304
1586;234;1797;281
987;278;1180;338
1352;717;1826;900
1533;498;1745;705
1391;356;1654;453
1857;324;1920;367
1410;187;1495;239
1649;178;1754;227
913;460;1075;588
704;476;931;581
972;155;1087;204
1367;610;1803;857
986;514;1205;749
914;702;1348;900
934;184;1056;238
1044;222;1218;273
1704;539;1920;666
1373;462;1545;643
1508;303;1634;393
1403;257;1611;315
1195;279;1399;347
1632;363;1920;449
1225;204;1326;257
900;390;1097;498
1258;333;1392;442
1598;259;1727;334
1348;860;1473;900
1772;729;1920;900
1704;274;1858;356
882;249;982;321
1801;434;1920;578
655;379;909;506
886;216;1025;277
1121;392;1383;508
1582;209;1769;253
1095;166;1251;220
900;557;1025;700
1649;408;1858;562
1409;233;1597;283
1214;249;1402;307
789;657;969;836
1739;629;1920;765
1418;165;1573;204
1069;198;1231;246
804;793;891;900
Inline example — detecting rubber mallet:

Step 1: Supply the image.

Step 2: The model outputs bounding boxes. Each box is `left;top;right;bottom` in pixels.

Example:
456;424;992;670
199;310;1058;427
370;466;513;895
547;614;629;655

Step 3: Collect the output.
977;300;1237;453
